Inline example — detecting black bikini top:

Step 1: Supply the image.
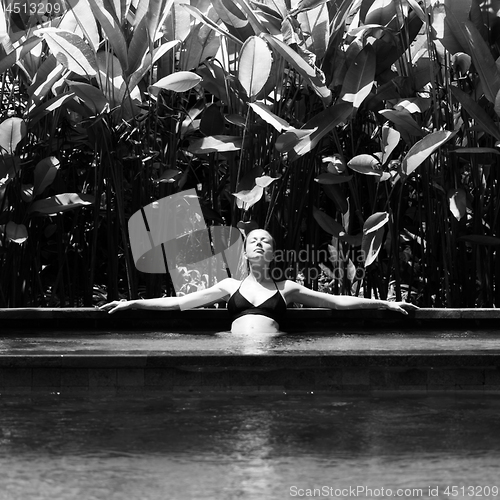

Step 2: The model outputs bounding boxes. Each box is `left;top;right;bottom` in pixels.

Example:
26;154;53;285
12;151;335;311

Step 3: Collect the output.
227;278;287;324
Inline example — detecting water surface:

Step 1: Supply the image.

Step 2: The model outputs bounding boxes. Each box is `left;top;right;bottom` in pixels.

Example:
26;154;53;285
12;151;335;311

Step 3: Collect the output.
1;329;499;355
0;392;499;500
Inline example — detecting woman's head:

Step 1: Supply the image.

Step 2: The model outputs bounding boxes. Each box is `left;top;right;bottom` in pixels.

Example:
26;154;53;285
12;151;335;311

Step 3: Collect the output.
243;229;275;265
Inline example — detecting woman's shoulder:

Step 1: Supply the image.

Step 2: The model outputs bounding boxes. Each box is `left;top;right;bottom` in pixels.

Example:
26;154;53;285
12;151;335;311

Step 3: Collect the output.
275;279;301;292
216;277;242;294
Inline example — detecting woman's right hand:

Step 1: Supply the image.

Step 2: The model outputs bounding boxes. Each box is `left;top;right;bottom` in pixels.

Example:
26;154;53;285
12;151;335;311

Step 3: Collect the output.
98;299;134;314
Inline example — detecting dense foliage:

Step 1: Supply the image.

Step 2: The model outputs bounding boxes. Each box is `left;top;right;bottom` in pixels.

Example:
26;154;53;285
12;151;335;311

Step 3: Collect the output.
0;0;499;307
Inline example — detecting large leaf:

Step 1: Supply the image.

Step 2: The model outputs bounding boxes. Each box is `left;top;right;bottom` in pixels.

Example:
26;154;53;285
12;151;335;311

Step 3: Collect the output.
95;53;128;108
181;21;220;71
298;3;329;59
155;169;182;183
238;36;273;100
290;0;328;15
233;0;269;34
28;92;75;128
0;36;42;75
126;15;152;77
233;185;264;209
315;173;352;184
87;0;129;72
180;3;243;46
261;33;331;104
200;104;225;136
0;118;27;155
197;61;233;104
65;0;100;51
373;10;422;74
255;175;279;187
6;222;28;244
313;207;345;236
249;102;290;131
365;0;397;26
433;0;467;55
321;184;348;214
451;86;500;141
0;155;20;184
27;57;65;113
406;0;427;23
188;135;242;154
440;1;469;53
381;125;400;164
129;40;180;92
361;226;385;267
0;1;9;51
361;212;389;266
288;102;353;160
275;128;317;153
212;0;248;28
68;81;109;115
340;44;376;109
152;71;202;92
363;212;389;234
34;28;98;77
165;0;192;42
146;0;174;45
126;0;173;77
347;154;381;176
324;155;346;174
29;193;95;214
393;97;431;114
402;130;455;179
378;109;425;137
448;189;467;221
463;21;500;103
34;157;60;196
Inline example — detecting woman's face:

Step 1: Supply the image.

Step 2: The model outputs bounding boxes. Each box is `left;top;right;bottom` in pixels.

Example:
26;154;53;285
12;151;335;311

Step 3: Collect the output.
244;230;274;264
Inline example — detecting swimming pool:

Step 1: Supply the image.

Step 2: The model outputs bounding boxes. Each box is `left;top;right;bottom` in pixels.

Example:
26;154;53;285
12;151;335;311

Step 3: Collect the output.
1;308;499;499
0;392;499;500
2;329;500;354
1;329;500;392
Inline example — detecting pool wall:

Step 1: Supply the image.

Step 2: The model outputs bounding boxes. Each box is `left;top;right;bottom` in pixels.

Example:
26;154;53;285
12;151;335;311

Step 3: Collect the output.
1;353;500;394
1;308;499;394
1;307;499;330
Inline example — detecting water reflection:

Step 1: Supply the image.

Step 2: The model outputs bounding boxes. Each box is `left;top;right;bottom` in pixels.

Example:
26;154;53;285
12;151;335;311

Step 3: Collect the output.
224;409;277;497
1;393;500;499
216;331;287;354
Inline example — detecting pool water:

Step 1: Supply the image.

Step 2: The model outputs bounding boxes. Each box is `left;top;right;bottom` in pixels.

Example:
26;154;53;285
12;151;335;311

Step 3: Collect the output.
1;329;500;355
0;392;499;499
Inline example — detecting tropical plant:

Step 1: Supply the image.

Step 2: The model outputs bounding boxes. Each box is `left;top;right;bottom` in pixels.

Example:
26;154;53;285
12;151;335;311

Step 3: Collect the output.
0;0;498;307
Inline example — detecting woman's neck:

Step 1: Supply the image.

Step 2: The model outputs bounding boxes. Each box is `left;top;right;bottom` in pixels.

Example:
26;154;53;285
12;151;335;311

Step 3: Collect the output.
247;264;273;283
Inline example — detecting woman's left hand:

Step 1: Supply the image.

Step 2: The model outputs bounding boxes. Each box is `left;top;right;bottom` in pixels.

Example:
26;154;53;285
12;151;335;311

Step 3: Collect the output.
98;299;133;314
385;301;419;315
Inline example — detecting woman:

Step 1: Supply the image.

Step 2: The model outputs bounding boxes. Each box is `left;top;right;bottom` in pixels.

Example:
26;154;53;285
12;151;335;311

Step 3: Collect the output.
100;229;418;333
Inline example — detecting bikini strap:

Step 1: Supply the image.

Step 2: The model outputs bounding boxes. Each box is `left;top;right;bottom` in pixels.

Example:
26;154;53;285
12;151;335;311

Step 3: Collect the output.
275;278;288;304
236;277;247;292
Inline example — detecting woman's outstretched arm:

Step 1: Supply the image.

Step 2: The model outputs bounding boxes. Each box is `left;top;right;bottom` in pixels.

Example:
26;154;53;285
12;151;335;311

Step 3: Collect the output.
286;281;418;315
99;278;233;314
